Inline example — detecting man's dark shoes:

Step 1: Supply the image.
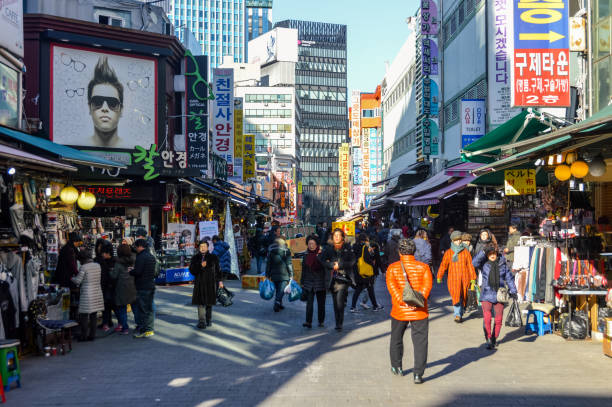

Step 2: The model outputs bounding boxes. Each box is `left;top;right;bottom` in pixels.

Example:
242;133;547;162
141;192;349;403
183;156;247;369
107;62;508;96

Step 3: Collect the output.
390;367;403;376
413;374;424;384
197;321;206;329
273;304;280;312
486;338;493;349
303;322;312;328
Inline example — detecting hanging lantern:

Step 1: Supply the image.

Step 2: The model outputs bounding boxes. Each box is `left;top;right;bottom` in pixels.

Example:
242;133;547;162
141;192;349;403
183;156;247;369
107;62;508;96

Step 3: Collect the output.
565;151;577;164
570;160;589;178
59;186;79;204
554;164;571;181
588;155;607;177
77;191;96;210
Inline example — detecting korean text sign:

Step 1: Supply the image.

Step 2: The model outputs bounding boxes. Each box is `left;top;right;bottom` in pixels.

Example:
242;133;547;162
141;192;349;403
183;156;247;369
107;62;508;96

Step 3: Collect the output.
232;97;243;182
243;134;255;181
185;52;210;171
504;169;536;195
512;0;570;107
339;143;350;211
212;68;235;175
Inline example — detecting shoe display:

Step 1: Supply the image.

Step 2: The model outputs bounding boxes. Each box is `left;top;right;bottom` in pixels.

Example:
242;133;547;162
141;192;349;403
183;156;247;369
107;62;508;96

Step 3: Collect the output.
390;367;403;376
413;374;424;384
197;321;206;329
303;322;312;328
350;307;357;313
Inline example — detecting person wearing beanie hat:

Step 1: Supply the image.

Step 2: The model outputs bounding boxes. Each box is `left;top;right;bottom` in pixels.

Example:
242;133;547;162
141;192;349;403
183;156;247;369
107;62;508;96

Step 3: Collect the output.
437;230;477;323
472;245;517;348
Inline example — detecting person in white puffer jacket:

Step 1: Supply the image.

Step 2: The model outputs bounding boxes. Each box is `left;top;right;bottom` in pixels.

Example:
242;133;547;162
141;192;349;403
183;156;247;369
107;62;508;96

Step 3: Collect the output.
72;249;104;341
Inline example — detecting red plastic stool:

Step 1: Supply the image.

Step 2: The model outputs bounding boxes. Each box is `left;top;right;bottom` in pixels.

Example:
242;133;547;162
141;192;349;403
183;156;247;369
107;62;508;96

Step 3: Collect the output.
0;372;5;403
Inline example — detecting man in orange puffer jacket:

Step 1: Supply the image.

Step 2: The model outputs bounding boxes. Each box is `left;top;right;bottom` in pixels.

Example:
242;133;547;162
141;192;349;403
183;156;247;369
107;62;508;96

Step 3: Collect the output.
386;239;433;384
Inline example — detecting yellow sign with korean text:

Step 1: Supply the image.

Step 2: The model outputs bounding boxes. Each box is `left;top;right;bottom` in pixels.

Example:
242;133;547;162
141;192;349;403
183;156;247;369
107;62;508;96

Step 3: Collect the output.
233;102;244;181
332;221;355;237
339;143;350;210
504;169;536;195
242;134;255;181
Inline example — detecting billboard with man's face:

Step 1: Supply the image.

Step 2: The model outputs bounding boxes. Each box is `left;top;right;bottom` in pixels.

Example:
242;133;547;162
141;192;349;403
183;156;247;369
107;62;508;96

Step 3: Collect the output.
50;44;157;149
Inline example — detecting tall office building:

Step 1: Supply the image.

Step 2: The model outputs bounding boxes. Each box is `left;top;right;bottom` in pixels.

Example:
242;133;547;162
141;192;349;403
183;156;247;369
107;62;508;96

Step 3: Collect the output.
167;0;246;69
274;20;348;225
246;0;273;42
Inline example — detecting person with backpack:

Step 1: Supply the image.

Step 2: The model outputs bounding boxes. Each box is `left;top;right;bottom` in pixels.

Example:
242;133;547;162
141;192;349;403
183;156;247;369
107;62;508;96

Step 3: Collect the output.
266;237;294;312
350;233;382;313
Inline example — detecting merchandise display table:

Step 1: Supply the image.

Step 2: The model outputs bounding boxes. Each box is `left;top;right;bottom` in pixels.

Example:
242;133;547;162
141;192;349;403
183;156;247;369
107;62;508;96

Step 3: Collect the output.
559;290;608;336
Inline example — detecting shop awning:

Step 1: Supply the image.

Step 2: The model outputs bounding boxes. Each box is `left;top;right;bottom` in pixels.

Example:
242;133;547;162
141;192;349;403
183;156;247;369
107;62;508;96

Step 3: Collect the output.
407;175;476;206
0;125;126;170
473;135;573;175
388;168;454;203
182;177;248;206
0;143;77;172
372;161;428;187
461;110;550;163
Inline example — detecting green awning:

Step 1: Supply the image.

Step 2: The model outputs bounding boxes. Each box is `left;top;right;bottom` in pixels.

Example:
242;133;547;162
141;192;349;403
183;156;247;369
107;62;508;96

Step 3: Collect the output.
0;125;126;170
461;110;550;163
473;135;572;175
472;168;549;186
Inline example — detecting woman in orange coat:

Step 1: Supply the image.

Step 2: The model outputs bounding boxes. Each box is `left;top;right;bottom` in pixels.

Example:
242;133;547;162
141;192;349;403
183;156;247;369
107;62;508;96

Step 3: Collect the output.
386;239;432;384
437;231;477;323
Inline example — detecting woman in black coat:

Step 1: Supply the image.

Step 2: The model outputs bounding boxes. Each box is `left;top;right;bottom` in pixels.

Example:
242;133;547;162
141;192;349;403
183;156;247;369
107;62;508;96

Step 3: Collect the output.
300;235;327;328
350;234;381;312
320;228;356;331
190;241;223;329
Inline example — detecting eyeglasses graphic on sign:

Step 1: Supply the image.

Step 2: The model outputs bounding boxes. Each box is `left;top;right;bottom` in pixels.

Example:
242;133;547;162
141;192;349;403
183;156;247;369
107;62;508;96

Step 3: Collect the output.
127;77;150;90
66;88;85;98
185;50;215;102
61;53;86;72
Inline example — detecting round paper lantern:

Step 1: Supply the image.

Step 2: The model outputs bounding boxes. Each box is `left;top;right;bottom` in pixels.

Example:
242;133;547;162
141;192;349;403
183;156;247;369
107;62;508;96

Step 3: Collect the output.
77;191;96;210
570;160;589;178
589;155;607;177
59;186;79;204
554;165;571;181
565;151;577;164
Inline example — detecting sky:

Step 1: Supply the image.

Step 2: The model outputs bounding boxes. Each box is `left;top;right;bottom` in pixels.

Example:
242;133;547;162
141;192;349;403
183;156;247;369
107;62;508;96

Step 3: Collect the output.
273;0;420;94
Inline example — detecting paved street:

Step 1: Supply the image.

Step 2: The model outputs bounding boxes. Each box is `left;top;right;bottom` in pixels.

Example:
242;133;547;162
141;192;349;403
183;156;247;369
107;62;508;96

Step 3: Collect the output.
11;279;612;407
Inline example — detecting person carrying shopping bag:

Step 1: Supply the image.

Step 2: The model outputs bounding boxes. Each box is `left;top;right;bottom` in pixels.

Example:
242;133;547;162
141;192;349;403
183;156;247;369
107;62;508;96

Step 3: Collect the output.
266;238;293;312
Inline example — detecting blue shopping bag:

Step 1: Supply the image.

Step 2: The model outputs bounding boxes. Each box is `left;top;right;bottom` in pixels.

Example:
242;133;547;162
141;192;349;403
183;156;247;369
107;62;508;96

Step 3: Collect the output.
287;279;303;302
259;279;275;300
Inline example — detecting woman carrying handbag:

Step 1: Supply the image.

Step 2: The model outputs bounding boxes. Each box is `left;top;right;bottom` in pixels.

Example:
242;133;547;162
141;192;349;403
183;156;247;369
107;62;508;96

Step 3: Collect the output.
473;245;517;349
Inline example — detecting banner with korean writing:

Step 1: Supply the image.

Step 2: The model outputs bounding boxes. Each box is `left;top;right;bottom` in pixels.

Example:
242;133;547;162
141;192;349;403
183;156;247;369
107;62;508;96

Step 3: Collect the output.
351;90;361;147
422;118;439;156
185;52;211;172
212;68;235;175
487;0;521;126
243;134;255;181
512;0;570;107
421;38;439;76
504;169;536;195
362;129;370;192
232;97;243;182
339;143;350;211
369;128;382;187
332;221;355;237
420;0;439;35
461;99;486;148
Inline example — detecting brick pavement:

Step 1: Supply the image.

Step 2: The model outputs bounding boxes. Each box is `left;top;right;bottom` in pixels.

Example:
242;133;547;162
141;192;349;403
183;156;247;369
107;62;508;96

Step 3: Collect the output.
10;278;612;407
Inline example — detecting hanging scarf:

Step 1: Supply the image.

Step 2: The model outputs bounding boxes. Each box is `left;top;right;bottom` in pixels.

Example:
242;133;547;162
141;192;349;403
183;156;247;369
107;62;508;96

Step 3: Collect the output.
450;242;464;262
305;249;320;270
487;259;500;292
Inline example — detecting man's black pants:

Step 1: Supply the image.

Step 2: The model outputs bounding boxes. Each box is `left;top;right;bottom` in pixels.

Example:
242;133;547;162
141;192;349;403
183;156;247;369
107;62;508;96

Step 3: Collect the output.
390;317;429;376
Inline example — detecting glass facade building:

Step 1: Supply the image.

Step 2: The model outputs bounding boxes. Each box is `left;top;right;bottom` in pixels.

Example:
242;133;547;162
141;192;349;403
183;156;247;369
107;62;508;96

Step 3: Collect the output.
246;0;273;41
167;0;246;69
275;20;348;224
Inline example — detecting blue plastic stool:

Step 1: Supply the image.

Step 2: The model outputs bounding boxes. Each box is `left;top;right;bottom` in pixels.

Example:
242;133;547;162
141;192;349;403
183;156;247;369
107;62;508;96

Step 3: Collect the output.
525;310;553;336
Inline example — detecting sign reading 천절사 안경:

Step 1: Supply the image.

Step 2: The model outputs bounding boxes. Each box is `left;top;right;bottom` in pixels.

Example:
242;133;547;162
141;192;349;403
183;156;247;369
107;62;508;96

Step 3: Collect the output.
512;0;570;107
212;69;234;176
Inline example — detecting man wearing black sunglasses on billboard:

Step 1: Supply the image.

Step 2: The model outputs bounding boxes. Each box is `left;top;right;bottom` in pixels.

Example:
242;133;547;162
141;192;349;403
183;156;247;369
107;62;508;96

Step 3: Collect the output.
87;56;124;147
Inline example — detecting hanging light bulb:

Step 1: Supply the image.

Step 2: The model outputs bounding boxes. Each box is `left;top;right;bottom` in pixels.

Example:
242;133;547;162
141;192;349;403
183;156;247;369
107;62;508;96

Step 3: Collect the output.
569;179;575;189
548;155;554;166
556;154;563;164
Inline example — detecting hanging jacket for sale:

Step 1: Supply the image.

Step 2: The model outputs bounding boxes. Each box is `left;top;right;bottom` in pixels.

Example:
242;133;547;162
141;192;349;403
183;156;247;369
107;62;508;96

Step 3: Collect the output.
0;281;16;339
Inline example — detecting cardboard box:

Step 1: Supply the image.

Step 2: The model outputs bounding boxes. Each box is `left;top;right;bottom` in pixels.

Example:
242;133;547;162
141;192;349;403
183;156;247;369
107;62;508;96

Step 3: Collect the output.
242;275;266;290
288;237;307;254
292;258;302;283
604;318;612;358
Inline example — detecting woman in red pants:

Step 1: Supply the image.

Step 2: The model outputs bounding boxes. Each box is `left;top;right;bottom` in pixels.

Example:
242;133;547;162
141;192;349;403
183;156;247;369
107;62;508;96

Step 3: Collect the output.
472;245;517;349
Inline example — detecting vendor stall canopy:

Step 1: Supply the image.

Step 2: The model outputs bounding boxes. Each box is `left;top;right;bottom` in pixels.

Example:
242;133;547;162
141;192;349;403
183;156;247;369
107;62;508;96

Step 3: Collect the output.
0;125;125;170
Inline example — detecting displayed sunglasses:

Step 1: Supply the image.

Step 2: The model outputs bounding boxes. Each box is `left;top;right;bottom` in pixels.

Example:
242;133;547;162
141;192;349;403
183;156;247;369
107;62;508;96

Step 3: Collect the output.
89;96;122;111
